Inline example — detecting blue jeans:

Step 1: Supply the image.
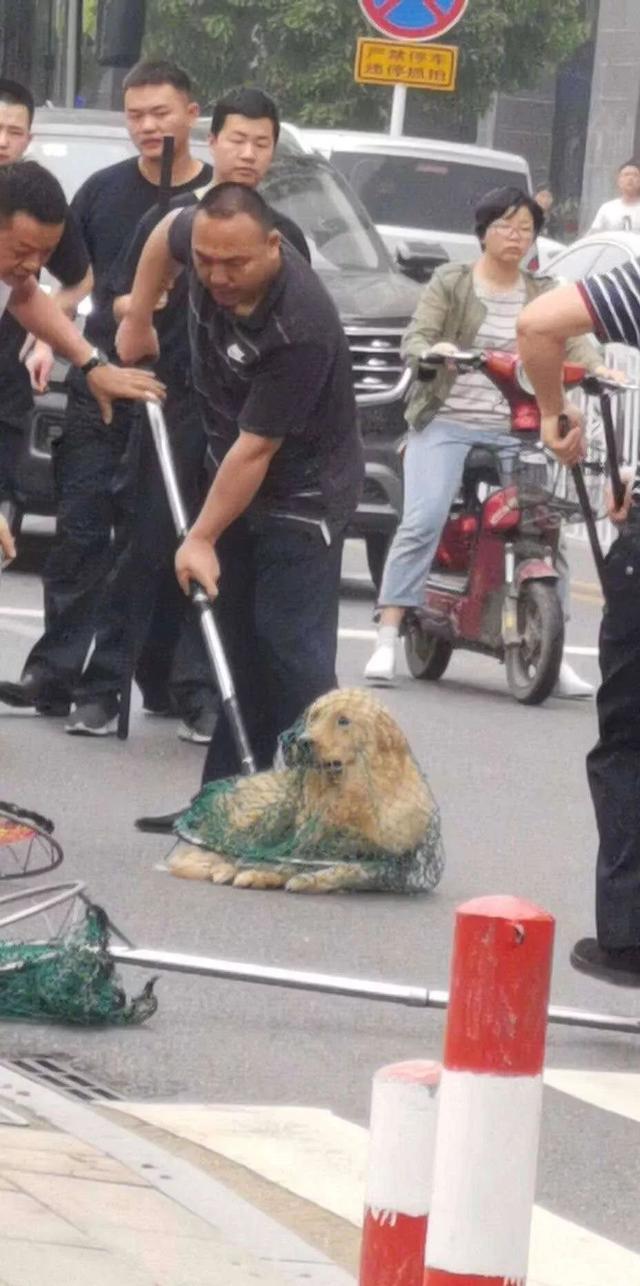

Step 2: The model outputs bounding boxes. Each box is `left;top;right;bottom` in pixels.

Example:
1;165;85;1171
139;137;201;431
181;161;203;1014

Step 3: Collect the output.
379;417;569;615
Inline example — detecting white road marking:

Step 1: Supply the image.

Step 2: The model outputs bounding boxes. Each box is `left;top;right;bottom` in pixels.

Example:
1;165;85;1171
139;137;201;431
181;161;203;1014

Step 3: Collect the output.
0;606;44;618
111;1101;640;1285
544;1070;640;1125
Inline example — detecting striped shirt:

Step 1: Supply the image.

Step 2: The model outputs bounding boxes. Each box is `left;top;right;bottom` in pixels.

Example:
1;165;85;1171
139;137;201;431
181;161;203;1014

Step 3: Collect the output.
440;278;526;429
578;261;640;499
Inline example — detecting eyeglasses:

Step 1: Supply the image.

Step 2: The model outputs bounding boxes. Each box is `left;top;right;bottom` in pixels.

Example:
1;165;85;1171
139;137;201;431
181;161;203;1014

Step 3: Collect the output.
489;220;535;240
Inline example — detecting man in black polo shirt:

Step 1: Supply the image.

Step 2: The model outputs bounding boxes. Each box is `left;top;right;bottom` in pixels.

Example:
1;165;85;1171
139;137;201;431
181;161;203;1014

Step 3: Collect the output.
118;182;362;811
518;266;640;986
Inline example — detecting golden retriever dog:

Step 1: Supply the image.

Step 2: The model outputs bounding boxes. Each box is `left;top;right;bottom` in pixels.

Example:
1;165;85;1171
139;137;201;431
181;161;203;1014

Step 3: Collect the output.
168;687;444;894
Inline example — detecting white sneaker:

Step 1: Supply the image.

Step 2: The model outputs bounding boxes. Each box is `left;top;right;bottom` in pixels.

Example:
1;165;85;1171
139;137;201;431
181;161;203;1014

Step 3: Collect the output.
553;660;594;700
364;642;397;684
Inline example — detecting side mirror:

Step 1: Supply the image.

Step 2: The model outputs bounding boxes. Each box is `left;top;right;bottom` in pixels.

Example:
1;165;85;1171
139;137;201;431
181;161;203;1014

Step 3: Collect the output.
395;241;449;283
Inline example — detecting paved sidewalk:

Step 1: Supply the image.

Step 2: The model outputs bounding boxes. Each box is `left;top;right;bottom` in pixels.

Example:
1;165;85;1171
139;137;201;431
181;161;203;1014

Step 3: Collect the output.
0;1071;356;1286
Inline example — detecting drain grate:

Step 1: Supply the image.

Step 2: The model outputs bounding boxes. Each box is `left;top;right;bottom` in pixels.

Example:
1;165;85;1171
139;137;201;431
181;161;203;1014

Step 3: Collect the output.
5;1056;123;1103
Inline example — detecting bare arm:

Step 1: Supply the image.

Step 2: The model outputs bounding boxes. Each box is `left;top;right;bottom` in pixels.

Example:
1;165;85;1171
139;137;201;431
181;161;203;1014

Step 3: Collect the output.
9;276;96;367
517;283;594;465
7;276;164;424
25;266;94;392
175;433;282;597
116;211;181;364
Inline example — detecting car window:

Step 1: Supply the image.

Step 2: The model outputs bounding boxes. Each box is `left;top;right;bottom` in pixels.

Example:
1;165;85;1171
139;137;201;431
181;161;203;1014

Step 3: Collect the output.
27;134;135;199
329;152;529;234
261;158;388;272
547;241;628;282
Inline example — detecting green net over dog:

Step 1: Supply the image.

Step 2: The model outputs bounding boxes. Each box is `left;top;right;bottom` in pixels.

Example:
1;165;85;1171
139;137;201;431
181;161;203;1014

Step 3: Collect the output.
0;904;157;1026
173;688;445;894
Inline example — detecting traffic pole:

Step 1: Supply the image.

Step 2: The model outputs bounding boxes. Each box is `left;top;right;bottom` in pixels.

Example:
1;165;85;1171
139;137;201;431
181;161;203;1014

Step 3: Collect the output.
360;1059;441;1286
424;896;555;1286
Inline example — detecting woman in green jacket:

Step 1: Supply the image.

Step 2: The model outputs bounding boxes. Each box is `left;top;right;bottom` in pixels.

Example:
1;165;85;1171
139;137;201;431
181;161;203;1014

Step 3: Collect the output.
364;186;602;697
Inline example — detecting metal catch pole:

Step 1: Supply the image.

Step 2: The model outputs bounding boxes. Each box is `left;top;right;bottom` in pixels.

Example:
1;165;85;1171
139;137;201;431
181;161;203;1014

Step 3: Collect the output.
109;947;640;1036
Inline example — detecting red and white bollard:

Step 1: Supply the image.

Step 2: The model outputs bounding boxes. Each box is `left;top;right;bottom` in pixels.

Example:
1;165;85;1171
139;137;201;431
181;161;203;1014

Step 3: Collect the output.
360;1059;441;1286
424;896;555;1286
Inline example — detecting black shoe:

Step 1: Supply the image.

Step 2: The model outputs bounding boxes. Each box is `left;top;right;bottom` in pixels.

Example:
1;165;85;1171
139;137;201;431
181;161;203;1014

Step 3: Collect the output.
0;670;69;713
570;937;640;987
65;697;119;737
141;687;174;717
135;809;184;834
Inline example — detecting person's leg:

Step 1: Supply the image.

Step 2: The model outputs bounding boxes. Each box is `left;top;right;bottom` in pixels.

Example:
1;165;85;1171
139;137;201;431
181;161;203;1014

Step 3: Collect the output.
251;521;344;766
365;420;488;683
2;378;128;709
575;527;640;982
553;534;594;699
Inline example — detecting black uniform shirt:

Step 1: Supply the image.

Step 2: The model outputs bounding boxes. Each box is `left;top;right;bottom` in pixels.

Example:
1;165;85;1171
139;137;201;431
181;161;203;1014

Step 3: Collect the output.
168;203;363;529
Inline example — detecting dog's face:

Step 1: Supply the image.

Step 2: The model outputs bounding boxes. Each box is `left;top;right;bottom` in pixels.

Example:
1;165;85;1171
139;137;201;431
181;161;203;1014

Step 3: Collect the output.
298;688;410;777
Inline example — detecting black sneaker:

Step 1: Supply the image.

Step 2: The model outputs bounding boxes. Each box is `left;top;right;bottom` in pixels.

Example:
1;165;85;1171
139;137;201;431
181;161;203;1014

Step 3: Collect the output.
570;937;640;987
65;698;119;737
177;709;216;744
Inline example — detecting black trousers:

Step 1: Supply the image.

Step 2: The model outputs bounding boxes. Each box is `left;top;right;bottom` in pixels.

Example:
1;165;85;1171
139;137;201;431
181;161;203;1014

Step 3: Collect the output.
24;374;212;713
587;525;640;949
76;386;214;714
0;417;24;505
201;514;344;785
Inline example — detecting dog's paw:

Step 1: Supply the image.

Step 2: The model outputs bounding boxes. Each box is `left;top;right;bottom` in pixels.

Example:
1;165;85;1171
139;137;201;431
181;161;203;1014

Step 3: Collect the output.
169;849;215;881
233;868;288;889
285;872;325;894
209;861;237;885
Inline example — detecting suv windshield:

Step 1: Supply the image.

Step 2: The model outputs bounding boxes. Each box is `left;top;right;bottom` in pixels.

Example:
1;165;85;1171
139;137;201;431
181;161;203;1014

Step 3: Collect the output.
27;133;134;197
262;156;388;273
330;153;528;235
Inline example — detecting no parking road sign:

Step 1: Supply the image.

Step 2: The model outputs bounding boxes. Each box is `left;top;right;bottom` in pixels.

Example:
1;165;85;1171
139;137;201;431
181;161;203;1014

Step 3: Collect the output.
358;0;468;43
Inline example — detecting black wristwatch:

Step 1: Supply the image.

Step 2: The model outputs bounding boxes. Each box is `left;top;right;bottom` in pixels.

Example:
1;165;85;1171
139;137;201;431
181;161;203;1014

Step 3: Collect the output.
79;348;108;377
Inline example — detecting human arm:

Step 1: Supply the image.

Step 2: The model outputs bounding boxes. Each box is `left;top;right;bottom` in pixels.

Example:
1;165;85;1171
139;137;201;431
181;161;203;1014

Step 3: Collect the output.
400;268;453;367
24;209;94;392
517;283;595;465
115;209;184;364
0;514;16;563
175;432;282;597
8;278;164;422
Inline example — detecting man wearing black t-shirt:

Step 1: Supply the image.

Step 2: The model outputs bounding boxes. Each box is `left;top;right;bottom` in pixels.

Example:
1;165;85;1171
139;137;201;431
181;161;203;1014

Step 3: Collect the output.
76;87;309;744
0;61;214;729
0;80;92;537
118;183;362;822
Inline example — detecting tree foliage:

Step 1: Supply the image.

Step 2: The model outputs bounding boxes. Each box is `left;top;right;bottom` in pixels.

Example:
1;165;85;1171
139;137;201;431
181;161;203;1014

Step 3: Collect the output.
139;0;587;135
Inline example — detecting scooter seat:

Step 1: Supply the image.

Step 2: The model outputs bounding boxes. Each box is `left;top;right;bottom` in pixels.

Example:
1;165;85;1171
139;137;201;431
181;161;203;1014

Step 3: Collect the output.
462;445;502;485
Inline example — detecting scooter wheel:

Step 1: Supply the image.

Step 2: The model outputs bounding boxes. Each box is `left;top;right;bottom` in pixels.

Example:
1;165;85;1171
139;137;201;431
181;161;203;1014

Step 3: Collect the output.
505;581;563;705
404;619;453;681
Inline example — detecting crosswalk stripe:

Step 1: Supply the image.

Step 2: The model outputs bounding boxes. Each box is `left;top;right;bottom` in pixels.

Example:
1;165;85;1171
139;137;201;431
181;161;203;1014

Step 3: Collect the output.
111;1101;640;1284
544;1069;640;1125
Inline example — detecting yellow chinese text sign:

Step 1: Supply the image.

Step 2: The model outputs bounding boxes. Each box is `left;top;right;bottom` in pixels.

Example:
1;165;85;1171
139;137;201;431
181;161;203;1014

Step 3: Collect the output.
354;38;458;91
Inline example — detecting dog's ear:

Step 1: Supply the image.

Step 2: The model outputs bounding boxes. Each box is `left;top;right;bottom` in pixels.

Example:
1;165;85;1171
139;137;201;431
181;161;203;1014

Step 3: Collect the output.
374;708;409;757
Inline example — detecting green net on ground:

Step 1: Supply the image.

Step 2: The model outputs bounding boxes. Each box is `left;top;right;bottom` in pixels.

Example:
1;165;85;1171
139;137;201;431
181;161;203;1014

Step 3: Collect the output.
0;904;157;1026
173;688;445;894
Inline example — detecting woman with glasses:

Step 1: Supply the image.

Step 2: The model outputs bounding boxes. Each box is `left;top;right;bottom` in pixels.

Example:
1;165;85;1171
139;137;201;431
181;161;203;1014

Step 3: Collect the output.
364;186;602;698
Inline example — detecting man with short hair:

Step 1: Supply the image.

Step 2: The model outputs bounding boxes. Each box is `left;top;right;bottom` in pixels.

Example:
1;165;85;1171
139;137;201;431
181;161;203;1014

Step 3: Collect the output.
0;79;93;552
118;182;362;826
73;85;310;745
590;160;640;233
518;260;640;987
0;160;164;559
0;61;213;729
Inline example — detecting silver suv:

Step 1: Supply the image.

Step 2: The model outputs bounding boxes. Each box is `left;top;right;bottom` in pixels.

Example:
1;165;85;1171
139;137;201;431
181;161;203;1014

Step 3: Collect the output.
15;109;420;585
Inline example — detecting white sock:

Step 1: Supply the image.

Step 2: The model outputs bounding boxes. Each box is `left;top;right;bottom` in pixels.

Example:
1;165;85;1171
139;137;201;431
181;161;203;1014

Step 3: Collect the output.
377;625;399;647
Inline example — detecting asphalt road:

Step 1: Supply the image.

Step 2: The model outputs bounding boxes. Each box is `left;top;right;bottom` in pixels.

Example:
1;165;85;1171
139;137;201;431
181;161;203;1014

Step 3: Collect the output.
1;523;639;1255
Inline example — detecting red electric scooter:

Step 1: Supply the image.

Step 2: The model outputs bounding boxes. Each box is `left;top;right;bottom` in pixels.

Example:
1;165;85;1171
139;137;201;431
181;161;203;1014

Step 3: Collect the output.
403;350;619;705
